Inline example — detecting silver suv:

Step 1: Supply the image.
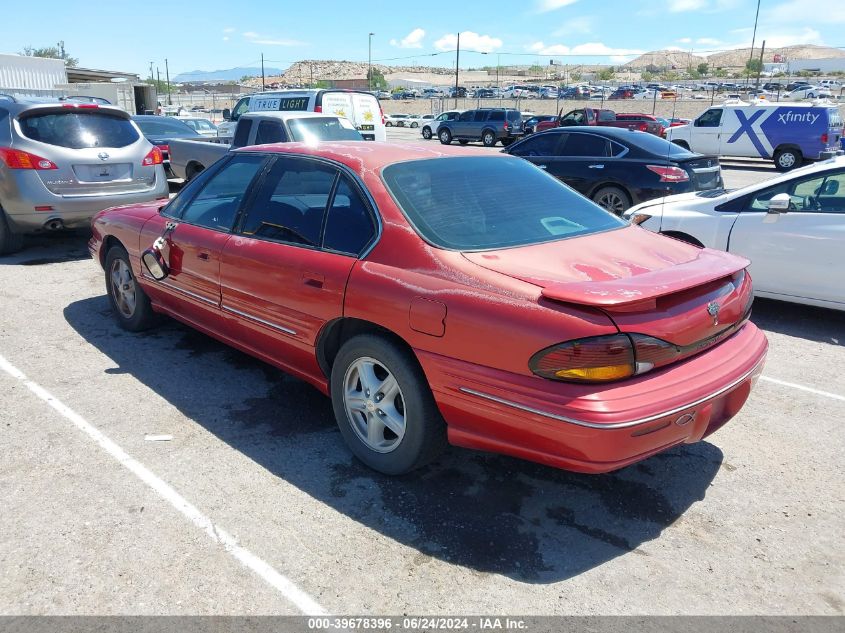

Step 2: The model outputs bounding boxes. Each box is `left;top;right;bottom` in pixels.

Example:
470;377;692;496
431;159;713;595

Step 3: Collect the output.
0;96;168;254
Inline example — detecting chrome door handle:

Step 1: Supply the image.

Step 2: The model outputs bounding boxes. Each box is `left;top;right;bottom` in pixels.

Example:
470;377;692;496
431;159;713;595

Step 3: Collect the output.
588;164;605;169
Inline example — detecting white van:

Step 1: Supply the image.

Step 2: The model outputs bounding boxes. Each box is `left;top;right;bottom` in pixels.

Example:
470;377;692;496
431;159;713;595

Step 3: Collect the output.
665;101;843;171
218;89;386;141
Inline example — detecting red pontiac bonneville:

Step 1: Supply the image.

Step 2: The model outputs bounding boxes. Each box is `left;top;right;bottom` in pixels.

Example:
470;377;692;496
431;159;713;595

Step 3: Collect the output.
89;142;768;476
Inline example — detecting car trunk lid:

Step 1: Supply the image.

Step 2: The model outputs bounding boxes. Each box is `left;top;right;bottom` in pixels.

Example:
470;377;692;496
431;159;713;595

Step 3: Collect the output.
675;155;723;191
462;226;752;347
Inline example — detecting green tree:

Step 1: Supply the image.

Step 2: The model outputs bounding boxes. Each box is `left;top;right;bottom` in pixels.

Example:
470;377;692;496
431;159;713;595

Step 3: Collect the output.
367;67;388;90
697;63;709;76
21;40;78;67
745;58;763;74
569;71;582;82
687;68;701;80
641;71;654;82
598;67;615;81
529;64;544;76
314;80;332;89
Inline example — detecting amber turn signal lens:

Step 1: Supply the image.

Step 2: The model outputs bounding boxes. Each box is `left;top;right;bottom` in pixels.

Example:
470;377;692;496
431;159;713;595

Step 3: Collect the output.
554;364;634;381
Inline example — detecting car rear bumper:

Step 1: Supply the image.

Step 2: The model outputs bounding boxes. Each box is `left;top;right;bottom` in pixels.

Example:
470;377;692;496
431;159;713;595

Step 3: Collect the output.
3;174;168;233
417;321;767;473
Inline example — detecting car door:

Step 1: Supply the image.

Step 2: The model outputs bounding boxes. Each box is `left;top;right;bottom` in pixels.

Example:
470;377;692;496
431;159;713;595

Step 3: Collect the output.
727;169;845;306
690;108;723;155
543;132;611;195
140;153;267;327
507;132;565;172
219;156;377;376
451;110;475;138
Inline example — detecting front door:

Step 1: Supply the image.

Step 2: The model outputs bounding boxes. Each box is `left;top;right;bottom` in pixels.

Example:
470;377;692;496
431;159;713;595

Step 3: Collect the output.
728;168;845;306
140;153;267;327
220;156;377;377
691;108;723;155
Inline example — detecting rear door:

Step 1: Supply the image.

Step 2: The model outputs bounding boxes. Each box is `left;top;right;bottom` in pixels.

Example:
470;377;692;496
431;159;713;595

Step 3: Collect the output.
545;131;612;195
727;168;845;306
220;156;377;374
348;92;384;141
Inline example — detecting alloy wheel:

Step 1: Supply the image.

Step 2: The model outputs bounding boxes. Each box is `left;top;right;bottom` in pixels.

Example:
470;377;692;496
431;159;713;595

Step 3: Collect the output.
110;259;137;318
343;357;406;453
597;192;626;215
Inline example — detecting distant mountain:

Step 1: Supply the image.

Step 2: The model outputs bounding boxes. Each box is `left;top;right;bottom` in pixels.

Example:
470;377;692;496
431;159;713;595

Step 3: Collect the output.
173;66;285;83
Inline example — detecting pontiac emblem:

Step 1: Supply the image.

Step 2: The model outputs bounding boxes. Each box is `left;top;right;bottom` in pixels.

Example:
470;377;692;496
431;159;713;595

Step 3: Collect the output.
97;151;110;161
707;301;720;325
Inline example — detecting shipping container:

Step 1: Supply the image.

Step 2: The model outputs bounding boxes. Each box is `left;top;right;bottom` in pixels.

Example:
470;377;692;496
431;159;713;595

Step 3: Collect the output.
0;54;67;92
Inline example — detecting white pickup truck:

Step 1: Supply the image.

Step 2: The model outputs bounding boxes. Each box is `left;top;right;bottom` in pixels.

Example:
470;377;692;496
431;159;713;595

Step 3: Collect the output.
168;111;363;180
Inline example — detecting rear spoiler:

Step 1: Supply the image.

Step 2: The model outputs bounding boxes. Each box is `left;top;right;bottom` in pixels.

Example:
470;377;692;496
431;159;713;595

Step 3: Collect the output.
540;250;749;311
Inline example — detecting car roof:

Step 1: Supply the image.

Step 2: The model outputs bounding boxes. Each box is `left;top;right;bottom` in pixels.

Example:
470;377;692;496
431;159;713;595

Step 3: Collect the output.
234;141;509;173
533;126;656;140
0;98;129;117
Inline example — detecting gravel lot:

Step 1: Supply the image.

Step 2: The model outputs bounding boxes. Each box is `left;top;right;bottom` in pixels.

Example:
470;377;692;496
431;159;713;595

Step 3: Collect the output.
1;145;843;617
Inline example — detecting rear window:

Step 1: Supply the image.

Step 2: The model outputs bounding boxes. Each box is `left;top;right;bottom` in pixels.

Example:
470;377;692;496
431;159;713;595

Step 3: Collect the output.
828;109;841;128
19;112;139;149
625;131;695;157
133;118;198;138
507;110;521;121
382;156;624;251
287;117;362;142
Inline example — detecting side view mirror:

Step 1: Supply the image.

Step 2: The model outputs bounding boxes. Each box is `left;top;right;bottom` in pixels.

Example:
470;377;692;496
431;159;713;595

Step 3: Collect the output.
767;192;791;213
222;108;231;121
141;247;169;280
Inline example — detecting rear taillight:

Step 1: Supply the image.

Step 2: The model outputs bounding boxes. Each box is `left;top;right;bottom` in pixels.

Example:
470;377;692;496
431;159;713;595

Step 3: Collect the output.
142;147;163;166
156;144;170;156
379;107;385;125
638;123;648;132
0;148;58;170
315;105;323;113
646;164;690;183
821;133;828;144
529;334;636;382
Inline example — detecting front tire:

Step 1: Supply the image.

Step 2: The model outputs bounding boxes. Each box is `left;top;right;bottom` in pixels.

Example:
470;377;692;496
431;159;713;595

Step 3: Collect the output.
105;245;159;332
0;209;24;255
330;335;447;475
410;122;419;128
439;128;452;144
592;186;632;215
774;148;801;171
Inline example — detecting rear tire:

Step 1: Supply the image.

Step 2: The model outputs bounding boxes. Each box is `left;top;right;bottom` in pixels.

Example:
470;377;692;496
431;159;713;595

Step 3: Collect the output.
186;163;205;181
422;126;432;140
0;209;24;255
439;128;452;145
410;122;419;128
330;335;447;475
592;186;632;215
481;129;497;147
774;148;801;171
104;245;160;332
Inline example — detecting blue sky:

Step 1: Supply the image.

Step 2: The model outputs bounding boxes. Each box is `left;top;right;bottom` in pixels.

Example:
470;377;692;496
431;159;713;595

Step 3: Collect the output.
4;0;840;77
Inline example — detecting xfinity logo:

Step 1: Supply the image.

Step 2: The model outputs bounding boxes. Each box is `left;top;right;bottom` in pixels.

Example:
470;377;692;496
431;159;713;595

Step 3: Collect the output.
777;112;820;125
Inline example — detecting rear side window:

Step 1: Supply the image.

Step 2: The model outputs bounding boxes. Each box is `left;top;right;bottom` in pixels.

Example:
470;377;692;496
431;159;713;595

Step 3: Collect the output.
560;133;610;157
488;111;505;122
473;111;487;122
507;111;521;122
287;117;362;142
323;177;376;255
233;119;253;147
19;112;139;149
254;120;286;144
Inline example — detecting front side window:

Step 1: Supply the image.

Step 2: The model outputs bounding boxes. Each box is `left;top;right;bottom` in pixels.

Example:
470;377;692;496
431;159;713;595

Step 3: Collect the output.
287;117;362;142
19;112;140;148
382;156;624;251
509;133;562;157
231;98;250;121
239;157;337;247
696;109;722;127
179;154;266;231
748;170;845;213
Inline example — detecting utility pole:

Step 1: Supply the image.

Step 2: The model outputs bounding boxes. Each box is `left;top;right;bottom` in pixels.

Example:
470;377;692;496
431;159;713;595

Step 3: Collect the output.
746;0;762;89
165;58;172;105
454;32;460;109
310;63;314;87
368;33;374;91
149;61;154;82
755;40;766;91
261;53;265;91
156;67;161;110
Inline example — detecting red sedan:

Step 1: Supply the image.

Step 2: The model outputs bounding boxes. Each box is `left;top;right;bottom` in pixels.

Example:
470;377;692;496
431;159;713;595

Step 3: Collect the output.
89;142;768;475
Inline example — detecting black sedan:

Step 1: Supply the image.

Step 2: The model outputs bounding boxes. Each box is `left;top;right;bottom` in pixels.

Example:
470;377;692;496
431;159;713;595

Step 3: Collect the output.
131;115;202;177
502;126;723;214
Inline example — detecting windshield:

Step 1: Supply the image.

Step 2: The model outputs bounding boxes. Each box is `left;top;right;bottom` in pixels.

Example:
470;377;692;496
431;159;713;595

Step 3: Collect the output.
382;156;625;251
134;118;199;137
287;117;363;142
19;112;139;149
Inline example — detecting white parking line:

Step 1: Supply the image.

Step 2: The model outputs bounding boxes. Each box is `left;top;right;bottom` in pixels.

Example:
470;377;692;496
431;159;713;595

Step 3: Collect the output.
0;353;327;616
761;375;845;402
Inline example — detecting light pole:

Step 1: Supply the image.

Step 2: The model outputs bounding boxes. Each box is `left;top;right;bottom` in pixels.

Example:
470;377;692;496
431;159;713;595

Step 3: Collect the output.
454;32;461;108
368;33;375;91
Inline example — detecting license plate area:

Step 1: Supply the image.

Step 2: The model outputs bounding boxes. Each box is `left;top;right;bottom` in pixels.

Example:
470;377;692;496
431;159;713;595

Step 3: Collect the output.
73;163;132;182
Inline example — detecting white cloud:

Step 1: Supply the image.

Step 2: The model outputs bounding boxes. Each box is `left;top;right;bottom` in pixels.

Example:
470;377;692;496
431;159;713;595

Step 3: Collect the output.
434;31;503;53
553;16;594;36
667;0;707;11
243;31;259;38
677;37;692;44
696;37;723;46
390;28;425;49
766;0;845;24
222;36;230;42
535;0;578;12
527;41;644;57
